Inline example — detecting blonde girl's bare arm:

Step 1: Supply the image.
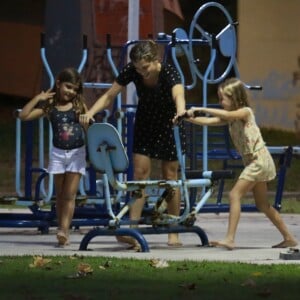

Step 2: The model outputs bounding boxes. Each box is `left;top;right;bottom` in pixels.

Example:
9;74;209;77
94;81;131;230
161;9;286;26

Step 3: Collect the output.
184;106;226;126
196;106;250;122
18;89;55;121
187;116;225;126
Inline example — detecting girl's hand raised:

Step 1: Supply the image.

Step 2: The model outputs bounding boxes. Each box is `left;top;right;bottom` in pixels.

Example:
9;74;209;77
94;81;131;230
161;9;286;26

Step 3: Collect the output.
37;89;56;101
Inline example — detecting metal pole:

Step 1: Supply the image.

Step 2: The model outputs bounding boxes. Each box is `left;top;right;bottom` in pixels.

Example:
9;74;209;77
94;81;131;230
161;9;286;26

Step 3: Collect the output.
126;0;140;104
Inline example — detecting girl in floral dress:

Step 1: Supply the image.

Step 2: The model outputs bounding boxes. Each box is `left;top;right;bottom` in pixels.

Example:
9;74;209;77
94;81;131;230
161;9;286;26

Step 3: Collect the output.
178;77;297;250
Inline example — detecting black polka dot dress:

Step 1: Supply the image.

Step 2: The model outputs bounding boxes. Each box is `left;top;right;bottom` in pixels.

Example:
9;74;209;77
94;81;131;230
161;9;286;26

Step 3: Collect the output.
116;62;186;161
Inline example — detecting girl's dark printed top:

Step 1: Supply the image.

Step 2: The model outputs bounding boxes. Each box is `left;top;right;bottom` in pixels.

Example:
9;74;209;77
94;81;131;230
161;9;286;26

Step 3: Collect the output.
49;107;85;150
116;62;186;161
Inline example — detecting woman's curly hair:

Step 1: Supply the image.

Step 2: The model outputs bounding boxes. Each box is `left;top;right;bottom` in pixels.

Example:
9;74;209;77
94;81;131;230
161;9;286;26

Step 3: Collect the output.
129;40;159;63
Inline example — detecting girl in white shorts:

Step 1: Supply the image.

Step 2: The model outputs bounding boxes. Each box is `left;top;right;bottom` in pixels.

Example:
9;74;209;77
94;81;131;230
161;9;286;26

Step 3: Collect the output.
48;146;86;176
19;68;88;247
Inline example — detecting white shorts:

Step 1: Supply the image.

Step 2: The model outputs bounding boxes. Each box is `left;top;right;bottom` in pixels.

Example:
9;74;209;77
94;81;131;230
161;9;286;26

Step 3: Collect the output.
47;145;86;175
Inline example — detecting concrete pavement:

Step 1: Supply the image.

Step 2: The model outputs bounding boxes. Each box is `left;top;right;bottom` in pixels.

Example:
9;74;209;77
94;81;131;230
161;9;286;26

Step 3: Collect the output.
0;211;299;264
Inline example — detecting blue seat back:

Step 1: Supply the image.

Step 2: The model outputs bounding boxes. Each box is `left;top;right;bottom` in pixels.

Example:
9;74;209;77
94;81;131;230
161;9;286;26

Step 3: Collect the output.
87;123;129;173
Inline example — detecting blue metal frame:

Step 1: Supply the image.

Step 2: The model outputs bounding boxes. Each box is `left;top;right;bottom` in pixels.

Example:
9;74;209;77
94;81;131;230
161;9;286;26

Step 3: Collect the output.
78;122;234;251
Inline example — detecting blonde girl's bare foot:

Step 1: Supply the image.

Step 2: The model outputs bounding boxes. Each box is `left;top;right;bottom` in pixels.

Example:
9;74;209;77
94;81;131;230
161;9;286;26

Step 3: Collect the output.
116;235;141;251
272;239;298;248
167;233;182;247
210;240;235;250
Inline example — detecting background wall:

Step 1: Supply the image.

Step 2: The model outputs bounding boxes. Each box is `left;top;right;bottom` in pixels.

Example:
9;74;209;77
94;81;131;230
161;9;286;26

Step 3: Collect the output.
238;0;300;131
0;1;45;98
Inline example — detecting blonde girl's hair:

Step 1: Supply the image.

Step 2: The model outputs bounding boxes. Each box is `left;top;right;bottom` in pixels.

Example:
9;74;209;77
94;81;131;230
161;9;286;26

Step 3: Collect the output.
219;77;251;109
43;67;87;116
129;40;159;63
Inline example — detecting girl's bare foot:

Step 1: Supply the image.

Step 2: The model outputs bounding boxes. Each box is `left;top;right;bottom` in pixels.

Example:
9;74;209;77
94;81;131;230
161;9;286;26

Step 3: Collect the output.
210;240;235;250
272;239;298;248
116;235;141;251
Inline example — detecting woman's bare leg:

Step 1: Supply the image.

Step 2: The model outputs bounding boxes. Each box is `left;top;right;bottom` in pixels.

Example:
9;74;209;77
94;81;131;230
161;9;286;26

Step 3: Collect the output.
116;154;151;250
161;160;182;246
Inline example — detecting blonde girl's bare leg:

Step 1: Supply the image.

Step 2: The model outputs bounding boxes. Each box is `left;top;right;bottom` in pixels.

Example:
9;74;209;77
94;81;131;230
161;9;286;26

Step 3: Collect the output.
161;160;182;246
253;182;298;248
210;179;255;250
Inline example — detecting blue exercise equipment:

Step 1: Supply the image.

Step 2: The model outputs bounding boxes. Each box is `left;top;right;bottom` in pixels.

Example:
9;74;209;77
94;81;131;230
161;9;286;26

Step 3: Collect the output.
79;122;234;251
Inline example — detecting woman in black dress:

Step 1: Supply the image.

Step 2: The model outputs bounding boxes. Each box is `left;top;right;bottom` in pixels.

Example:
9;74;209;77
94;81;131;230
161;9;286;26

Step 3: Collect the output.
80;40;187;249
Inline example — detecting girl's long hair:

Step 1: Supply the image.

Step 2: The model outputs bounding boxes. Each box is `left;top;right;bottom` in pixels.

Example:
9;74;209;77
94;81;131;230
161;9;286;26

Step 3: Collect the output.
219;78;251;109
43;67;87;116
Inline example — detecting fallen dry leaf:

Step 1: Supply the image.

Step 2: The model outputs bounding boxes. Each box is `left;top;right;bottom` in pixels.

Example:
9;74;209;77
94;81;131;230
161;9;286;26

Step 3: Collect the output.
29;256;52;268
77;263;93;274
98;260;112;270
66;263;93;279
241;278;256;287
149;259;169;268
70;254;84;260
69;256;78;260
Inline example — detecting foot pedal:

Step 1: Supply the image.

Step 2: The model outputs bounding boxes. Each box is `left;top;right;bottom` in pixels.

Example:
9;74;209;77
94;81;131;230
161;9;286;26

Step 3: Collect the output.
279;248;300;260
75;195;87;206
154;188;175;213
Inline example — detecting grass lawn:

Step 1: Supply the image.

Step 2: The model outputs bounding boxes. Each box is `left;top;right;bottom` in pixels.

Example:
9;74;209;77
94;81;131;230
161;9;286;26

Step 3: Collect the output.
0;255;299;300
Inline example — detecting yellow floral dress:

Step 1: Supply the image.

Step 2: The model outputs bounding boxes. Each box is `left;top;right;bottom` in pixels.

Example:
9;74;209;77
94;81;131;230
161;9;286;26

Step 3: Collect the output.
229;107;276;182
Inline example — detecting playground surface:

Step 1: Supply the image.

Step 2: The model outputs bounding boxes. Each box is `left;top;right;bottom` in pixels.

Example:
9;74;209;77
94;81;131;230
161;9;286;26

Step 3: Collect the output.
0;210;299;264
